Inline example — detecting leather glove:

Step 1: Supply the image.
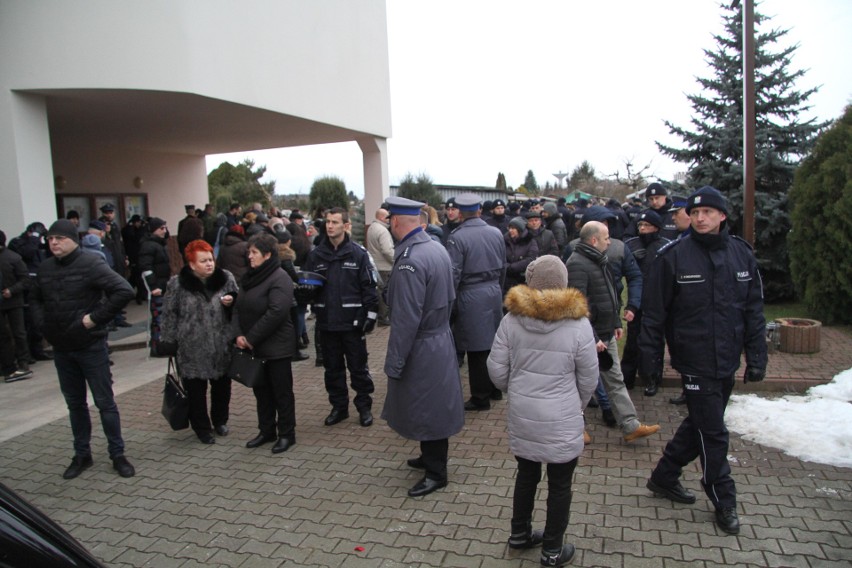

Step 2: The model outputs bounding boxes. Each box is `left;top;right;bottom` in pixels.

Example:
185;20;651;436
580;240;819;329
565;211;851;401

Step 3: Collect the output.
362;312;377;334
744;367;766;383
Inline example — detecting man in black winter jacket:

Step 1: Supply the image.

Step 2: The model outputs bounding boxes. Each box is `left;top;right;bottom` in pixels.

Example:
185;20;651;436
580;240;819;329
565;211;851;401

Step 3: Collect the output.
32;220;136;480
0;230;33;382
303;208;379;428
641;186;767;536
137;217;171;354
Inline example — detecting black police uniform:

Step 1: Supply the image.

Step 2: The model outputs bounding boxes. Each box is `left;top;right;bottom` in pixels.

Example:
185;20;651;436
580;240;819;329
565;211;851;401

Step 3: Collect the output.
639;228;767;511
303;234;378;415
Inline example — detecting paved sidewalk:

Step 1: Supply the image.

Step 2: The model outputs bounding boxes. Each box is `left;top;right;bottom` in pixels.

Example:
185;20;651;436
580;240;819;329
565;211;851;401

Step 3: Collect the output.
1;313;850;567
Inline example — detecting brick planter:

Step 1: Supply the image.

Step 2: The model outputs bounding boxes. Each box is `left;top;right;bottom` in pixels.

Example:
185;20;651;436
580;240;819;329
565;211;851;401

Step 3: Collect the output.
776;318;821;354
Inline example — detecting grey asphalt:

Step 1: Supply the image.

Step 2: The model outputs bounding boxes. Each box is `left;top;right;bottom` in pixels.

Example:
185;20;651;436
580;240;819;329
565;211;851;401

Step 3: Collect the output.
1;303;850;567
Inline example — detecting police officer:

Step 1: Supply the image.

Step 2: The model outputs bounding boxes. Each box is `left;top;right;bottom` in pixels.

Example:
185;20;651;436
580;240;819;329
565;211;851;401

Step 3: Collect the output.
485;198;510;234
626;183;678;240
439;197;461;246
641;186;767;536
303;207;378;428
382;197;464;497
621;210;670;394
446;193;506;411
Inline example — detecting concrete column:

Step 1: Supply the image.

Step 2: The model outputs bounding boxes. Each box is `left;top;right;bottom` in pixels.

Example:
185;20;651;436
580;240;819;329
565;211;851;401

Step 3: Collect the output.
358;136;389;222
0;92;56;234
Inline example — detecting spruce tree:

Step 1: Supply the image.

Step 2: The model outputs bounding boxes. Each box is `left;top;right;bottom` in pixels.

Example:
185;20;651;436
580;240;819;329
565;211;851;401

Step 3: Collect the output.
523;170;539;194
788;106;852;324
657;3;827;301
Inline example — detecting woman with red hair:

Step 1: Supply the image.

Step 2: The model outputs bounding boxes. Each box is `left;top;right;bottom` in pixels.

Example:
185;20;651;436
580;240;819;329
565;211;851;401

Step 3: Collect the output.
161;240;239;444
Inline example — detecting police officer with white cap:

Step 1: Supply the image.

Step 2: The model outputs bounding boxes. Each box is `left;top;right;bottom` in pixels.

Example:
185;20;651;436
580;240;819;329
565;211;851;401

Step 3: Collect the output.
446;193;506;411
382;196;464;497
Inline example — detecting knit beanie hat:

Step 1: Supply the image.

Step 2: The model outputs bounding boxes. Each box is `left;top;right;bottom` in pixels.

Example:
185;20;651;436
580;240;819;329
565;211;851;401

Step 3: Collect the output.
508;216;526;232
637;209;663;229
148;217;167;231
542;202;559;216
525;255;568;290
686;186;728;215
47;219;80;243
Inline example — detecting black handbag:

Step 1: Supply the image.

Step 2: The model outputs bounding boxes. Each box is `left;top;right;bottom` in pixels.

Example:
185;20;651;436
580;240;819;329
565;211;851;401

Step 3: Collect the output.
161;357;189;430
227;348;267;388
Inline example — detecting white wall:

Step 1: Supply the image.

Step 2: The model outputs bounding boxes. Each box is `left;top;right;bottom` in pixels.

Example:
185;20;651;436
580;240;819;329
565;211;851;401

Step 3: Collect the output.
0;0;391;137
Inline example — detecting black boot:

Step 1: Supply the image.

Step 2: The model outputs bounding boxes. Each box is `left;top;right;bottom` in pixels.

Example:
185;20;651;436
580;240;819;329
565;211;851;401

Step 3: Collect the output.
643;374;661;397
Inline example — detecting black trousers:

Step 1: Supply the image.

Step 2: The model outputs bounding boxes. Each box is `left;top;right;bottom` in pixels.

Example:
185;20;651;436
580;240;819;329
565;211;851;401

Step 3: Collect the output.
253;358;296;439
513;457;577;551
620;310;642;386
184;377;231;436
0;307;30;373
651;374;736;510
321;330;374;412
467;350;496;407
420;438;449;482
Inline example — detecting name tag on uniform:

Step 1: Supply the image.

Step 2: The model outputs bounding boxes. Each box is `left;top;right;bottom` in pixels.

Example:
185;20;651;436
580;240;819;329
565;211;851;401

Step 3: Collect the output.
677;274;705;284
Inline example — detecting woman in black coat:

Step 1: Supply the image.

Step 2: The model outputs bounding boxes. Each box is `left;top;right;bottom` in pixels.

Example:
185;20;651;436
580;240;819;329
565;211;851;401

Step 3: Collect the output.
235;233;297;454
503;217;539;294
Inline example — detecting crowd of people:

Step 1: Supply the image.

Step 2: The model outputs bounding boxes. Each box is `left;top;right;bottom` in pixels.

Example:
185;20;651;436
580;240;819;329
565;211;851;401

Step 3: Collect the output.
1;183;766;567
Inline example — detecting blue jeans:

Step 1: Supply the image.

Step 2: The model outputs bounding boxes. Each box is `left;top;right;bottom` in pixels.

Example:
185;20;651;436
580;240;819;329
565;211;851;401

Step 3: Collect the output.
595;377;611;410
54;339;125;459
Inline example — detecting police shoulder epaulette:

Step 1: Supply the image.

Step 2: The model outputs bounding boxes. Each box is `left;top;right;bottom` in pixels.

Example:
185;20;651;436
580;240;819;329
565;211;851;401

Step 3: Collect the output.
730;235;755;250
656;238;682;255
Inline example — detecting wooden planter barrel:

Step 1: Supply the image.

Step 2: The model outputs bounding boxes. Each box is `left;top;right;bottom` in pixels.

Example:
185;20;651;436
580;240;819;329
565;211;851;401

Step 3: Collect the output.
775;318;821;354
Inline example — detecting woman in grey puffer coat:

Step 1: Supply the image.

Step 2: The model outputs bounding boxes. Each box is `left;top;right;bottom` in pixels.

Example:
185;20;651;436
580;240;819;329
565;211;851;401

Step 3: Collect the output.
161;240;238;445
487;255;598;567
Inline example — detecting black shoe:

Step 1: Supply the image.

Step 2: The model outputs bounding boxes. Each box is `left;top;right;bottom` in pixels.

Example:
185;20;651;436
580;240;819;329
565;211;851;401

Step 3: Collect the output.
646;478;696;504
669;393;687;405
508;528;544;550
377;318;390;327
292;351;309;362
197;432;215;444
112;456;136;478
602;408;617;427
644;381;660;397
324;408;349;426
5;369;33;383
116;320;133;328
715;507;740;535
214;424;230;436
407;477;447;497
464;399;490;412
246;433;276;448
586;397;599;409
271;437;296;454
540;544;575;567
407;456;425;470
62;455;93;479
490;390;503;401
315;357;324;367
359;409;373;427
34;352;54;361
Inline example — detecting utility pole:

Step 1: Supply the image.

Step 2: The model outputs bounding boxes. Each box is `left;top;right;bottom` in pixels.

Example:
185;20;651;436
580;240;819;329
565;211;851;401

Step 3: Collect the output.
735;0;756;246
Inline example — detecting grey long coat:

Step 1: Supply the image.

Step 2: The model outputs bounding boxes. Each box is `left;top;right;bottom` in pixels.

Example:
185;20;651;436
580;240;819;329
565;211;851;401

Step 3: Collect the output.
446;217;506;352
488;285;598;463
382;229;464;441
160;266;238;379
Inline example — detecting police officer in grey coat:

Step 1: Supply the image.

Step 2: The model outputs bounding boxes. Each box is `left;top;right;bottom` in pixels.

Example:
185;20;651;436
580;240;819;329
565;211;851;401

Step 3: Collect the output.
446;193;507;411
382;197;464;498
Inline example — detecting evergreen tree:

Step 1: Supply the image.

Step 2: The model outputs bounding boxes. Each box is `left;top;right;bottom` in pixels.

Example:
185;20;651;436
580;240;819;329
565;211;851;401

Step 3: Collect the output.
524;170;539;194
657;3;826;301
208;159;275;213
398;172;442;208
309;176;348;217
495;172;508;192
788;106;852;324
570;160;597;190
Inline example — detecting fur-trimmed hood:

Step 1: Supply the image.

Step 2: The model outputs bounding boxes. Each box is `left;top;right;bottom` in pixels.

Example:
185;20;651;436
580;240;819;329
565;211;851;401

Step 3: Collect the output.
504;285;589;322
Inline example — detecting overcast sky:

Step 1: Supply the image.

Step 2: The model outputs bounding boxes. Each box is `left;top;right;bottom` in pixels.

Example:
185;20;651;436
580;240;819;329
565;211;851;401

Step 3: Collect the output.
206;0;852;197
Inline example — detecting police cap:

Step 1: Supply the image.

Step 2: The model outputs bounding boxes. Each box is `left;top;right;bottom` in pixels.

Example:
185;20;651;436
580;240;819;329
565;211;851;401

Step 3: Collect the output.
454;193;482;212
385;196;424;217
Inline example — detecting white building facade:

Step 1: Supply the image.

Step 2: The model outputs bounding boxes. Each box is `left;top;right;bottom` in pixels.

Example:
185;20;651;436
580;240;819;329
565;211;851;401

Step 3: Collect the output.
0;0;392;233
